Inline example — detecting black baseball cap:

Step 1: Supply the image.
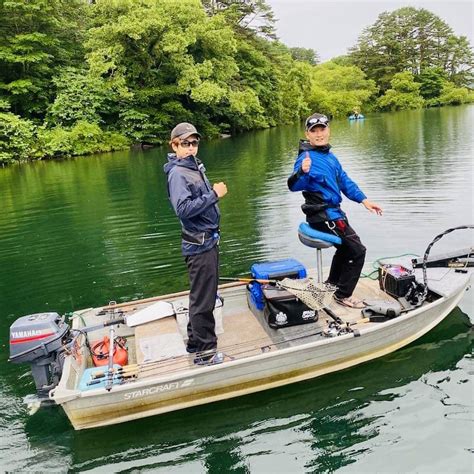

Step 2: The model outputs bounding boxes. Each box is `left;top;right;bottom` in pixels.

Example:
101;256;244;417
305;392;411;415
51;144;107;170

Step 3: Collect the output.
305;113;330;131
170;122;201;140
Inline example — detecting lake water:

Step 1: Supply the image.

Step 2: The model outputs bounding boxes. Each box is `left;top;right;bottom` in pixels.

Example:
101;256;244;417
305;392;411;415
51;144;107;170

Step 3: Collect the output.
0;106;472;472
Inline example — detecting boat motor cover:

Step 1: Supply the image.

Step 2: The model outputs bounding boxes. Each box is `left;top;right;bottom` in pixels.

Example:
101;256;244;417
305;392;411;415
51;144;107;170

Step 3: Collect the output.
9;312;69;363
262;286;318;329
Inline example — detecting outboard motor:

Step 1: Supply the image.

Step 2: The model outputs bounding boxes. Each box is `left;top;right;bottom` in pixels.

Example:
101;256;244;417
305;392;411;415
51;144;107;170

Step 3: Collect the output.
9;312;71;398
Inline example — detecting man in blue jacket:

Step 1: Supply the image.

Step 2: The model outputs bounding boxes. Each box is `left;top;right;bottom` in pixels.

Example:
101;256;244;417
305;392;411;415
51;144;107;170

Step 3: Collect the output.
164;122;227;364
288;113;383;309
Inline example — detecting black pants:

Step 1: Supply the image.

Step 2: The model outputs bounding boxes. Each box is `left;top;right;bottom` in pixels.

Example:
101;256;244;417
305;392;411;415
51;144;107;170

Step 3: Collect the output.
184;245;219;352
310;220;366;299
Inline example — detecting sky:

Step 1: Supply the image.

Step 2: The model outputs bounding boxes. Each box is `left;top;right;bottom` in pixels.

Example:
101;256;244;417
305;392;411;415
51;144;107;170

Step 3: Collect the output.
266;0;474;61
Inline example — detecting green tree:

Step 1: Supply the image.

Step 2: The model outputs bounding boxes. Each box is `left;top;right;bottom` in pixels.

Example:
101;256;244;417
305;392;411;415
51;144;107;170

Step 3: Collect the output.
0;0;87;118
0;111;37;164
443;35;474;86
202;0;277;39
416;67;446;100
38;121;130;158
85;0;249;141
376;71;424;110
349;7;474;91
84;0;311;140
48;68;118;126
331;55;353;67
288;47;319;65
437;82;472;106
307;61;378;117
227;38;313;129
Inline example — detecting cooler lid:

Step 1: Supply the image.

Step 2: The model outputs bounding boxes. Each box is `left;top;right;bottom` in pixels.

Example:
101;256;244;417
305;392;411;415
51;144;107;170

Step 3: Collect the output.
251;259;306;280
262;286;295;300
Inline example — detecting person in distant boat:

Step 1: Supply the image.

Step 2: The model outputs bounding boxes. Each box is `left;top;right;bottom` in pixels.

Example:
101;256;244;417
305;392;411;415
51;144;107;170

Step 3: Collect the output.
353;109;360;118
164;122;227;364
287;113;383;309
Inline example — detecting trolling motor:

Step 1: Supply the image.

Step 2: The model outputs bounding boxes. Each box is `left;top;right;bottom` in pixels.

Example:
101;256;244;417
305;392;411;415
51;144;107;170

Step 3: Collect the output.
374;225;474;318
9;311;125;400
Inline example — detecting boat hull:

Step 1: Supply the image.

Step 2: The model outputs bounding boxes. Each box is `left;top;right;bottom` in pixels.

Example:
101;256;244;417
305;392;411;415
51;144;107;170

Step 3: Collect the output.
55;279;469;430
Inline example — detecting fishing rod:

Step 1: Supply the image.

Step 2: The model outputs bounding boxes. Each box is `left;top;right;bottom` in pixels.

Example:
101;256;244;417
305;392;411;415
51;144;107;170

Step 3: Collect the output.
88;339;267;382
86;311;374;387
86;353;225;385
219;276;276;284
89;357;190;380
88;321;346;384
87;321;360;386
86;371;136;386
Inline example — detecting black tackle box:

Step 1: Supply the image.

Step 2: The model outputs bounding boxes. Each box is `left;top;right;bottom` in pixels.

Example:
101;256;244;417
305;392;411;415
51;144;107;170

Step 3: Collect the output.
262;285;318;329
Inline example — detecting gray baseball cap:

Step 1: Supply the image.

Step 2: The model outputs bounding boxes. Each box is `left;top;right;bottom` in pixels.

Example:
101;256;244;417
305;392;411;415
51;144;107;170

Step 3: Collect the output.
305;113;329;130
170;122;201;140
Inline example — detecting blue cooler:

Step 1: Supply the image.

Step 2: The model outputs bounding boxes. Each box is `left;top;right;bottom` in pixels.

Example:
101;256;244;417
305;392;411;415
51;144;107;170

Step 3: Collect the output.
247;259;307;310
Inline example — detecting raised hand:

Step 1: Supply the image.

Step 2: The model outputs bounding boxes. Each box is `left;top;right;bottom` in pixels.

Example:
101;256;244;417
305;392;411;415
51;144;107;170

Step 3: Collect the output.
213;182;228;198
301;156;311;173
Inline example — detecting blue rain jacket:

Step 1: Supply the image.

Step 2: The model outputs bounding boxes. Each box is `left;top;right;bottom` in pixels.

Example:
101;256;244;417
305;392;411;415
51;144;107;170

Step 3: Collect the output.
288;144;366;221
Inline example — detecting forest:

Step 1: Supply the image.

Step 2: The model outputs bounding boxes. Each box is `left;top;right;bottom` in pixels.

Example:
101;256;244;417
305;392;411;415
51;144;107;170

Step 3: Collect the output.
0;0;472;164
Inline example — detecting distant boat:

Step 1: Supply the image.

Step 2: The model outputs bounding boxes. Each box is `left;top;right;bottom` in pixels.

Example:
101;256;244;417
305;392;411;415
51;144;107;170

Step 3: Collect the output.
349;114;365;120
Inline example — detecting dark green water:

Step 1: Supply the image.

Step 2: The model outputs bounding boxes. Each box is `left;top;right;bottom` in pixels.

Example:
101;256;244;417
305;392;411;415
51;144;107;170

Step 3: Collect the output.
0;106;472;472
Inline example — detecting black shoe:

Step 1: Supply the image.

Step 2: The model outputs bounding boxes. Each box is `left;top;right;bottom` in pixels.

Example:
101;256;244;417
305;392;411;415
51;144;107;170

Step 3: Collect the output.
186;344;198;354
194;351;225;366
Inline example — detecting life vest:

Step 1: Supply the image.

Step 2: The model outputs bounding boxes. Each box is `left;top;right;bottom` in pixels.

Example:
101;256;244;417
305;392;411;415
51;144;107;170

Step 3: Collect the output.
91;335;128;367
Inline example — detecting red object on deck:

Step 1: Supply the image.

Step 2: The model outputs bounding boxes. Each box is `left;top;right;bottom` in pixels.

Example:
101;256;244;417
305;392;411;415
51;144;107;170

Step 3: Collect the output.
91;336;128;367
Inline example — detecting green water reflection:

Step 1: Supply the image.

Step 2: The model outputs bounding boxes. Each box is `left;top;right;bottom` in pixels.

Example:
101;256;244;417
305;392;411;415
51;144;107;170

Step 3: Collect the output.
0;105;472;472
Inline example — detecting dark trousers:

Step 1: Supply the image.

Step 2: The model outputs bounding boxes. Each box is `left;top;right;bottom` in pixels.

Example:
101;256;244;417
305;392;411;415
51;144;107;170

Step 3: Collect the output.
310;220;366;298
184;245;219;352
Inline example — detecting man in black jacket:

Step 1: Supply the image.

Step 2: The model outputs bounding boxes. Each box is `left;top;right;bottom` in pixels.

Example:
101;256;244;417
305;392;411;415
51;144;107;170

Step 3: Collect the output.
164;122;227;364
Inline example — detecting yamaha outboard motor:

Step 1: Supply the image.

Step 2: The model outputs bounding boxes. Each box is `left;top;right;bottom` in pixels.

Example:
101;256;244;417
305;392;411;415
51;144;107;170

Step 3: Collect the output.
9;312;71;398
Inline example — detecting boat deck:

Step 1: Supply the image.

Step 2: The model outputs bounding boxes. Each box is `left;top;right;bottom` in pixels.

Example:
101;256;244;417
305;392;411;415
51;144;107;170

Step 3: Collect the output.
218;276;398;351
75;276;404;382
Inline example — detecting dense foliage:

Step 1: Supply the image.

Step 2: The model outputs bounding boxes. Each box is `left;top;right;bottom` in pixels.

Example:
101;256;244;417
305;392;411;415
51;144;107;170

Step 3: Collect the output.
307;62;378;118
0;1;472;164
348;7;473;110
376;72;425;111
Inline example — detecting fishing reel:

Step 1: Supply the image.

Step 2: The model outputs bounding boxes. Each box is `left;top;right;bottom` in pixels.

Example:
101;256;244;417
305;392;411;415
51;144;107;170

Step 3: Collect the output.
323;320;354;338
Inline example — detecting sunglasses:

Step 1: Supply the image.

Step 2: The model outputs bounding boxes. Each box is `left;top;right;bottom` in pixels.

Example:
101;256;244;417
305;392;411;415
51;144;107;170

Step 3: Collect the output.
306;117;329;128
180;139;200;148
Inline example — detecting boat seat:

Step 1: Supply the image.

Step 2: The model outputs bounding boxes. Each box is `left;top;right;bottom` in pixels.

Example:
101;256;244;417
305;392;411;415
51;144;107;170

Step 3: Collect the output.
298;222;342;249
298;222;342;283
